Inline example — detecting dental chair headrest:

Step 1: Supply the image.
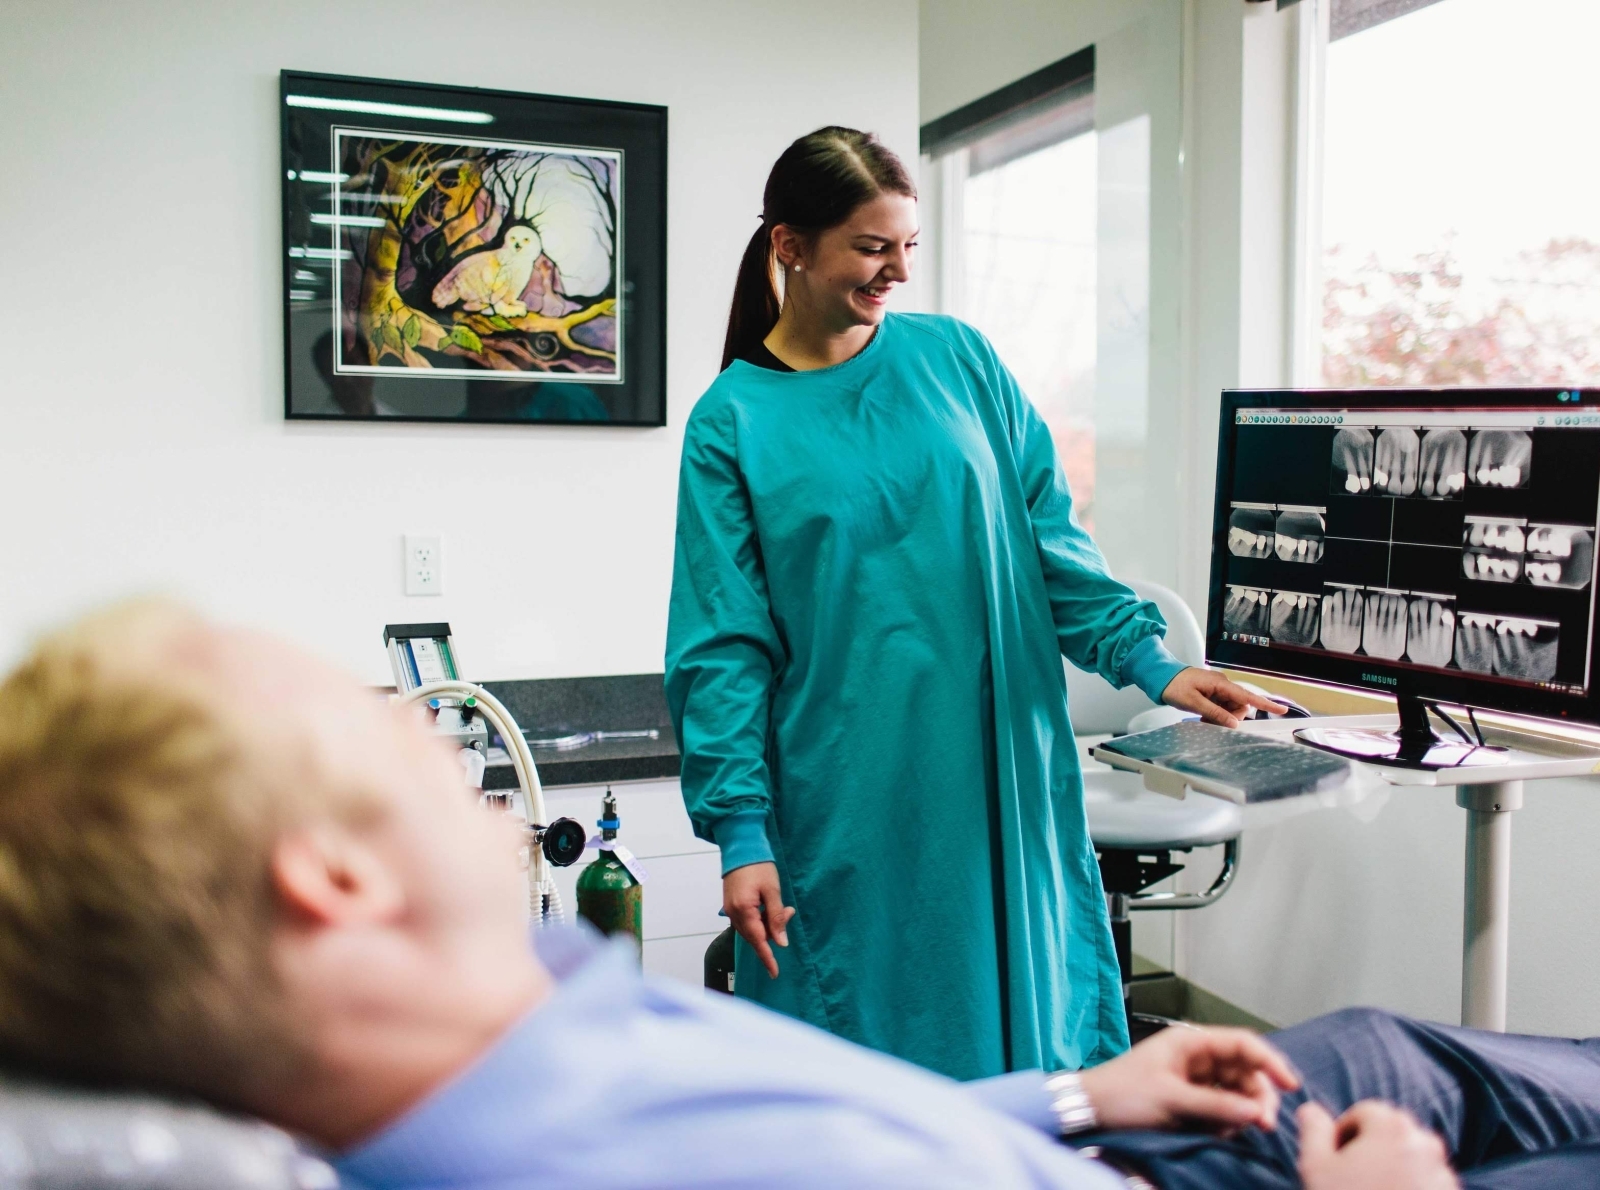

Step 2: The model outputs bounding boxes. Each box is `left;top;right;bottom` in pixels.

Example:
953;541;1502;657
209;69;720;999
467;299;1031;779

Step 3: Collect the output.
0;1075;335;1189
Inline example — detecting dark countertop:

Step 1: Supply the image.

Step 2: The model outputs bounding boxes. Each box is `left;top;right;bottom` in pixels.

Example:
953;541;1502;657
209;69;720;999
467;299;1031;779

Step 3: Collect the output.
478;673;680;789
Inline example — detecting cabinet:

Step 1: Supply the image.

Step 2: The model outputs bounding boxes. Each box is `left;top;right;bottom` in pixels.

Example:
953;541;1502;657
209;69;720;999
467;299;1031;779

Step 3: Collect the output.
542;779;724;984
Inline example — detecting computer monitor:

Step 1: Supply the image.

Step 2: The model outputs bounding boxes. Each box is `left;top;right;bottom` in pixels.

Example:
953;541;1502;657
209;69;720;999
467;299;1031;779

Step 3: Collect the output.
1206;388;1600;768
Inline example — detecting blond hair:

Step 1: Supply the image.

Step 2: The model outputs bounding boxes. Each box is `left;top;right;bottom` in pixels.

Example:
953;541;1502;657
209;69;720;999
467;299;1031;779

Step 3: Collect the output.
0;601;315;1099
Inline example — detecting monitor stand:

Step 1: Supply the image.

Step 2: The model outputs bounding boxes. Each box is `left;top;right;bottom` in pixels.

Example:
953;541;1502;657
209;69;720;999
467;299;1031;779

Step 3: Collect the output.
1273;706;1600;1032
1293;693;1510;770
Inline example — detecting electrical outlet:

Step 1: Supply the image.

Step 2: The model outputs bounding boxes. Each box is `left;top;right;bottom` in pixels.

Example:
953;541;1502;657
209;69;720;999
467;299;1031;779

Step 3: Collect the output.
404;534;443;596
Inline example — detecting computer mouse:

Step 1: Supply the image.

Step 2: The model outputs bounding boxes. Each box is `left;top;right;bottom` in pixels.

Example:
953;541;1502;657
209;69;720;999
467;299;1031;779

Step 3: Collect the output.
1247;696;1311;720
1234;679;1312;719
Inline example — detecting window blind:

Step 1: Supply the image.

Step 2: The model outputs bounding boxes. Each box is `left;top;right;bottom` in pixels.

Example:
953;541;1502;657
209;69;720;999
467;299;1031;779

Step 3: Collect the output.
1332;0;1450;41
920;46;1094;159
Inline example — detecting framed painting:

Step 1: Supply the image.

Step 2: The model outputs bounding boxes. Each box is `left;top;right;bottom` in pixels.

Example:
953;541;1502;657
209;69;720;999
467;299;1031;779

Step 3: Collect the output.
280;71;666;425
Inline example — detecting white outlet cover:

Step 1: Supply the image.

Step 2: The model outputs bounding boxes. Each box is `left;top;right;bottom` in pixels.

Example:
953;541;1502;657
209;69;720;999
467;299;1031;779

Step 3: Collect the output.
404;534;443;596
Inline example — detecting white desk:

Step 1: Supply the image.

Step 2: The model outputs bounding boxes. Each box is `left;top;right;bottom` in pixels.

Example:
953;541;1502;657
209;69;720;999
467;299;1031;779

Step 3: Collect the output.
1114;714;1600;1032
1304;715;1600;1030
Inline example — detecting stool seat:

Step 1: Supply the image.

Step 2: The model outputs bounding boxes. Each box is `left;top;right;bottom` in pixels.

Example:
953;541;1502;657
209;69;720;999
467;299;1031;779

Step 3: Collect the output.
1083;767;1243;850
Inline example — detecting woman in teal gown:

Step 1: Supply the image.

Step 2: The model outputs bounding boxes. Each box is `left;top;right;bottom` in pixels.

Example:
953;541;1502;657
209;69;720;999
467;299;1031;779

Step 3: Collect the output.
665;128;1277;1081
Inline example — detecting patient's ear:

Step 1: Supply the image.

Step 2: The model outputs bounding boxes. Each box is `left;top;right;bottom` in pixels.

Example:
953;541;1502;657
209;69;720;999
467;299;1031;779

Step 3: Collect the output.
271;826;405;925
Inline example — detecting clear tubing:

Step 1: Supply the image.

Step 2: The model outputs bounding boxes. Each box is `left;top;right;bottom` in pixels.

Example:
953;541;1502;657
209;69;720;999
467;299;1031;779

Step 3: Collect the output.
398;680;559;925
534;879;566;926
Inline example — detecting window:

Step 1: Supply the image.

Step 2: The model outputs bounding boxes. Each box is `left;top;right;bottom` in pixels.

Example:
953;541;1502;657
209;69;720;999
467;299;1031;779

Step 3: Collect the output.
1319;0;1600;387
923;49;1157;573
950;102;1102;523
920;13;1185;587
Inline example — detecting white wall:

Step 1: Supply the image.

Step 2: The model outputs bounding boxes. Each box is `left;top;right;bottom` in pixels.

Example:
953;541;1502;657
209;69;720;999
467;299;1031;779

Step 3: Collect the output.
0;0;919;684
920;0;1161;125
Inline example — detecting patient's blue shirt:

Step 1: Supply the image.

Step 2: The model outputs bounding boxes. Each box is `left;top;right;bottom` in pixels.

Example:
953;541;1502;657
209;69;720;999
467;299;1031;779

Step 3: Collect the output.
332;927;1122;1189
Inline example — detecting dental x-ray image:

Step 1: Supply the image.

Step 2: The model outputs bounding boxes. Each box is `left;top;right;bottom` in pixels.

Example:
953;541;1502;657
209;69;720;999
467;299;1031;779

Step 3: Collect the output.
1463;516;1525;583
1371;428;1419;496
1454;613;1498;675
1467;429;1533;489
1405;594;1456;667
1330;427;1375;494
1417;428;1467;499
1320;585;1364;654
1224;584;1271;638
1525;524;1595;590
1228;504;1276;558
1361;589;1409;660
1494;617;1560;682
1270;590;1321;647
1274;507;1326;563
1220;403;1599;698
1454;613;1561;681
1329;426;1448;497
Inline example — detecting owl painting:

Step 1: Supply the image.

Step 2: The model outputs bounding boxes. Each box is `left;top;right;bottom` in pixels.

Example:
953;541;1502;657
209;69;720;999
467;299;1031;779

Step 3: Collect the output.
328;127;625;390
431;224;542;318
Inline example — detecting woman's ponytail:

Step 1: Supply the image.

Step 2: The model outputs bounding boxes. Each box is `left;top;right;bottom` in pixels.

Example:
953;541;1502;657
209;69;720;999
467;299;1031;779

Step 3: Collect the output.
719;127;916;371
720;222;782;372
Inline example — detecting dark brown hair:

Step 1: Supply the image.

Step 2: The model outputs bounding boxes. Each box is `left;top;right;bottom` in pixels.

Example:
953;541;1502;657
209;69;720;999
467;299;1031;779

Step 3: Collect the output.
720;126;916;370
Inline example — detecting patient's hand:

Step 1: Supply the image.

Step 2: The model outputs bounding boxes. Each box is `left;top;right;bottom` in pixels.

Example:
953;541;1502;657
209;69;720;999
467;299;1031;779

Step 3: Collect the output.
1078;1025;1299;1133
1298;1101;1458;1189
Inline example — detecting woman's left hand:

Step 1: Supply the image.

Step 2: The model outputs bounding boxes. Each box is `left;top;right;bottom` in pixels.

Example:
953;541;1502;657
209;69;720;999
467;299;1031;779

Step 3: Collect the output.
1160;667;1286;727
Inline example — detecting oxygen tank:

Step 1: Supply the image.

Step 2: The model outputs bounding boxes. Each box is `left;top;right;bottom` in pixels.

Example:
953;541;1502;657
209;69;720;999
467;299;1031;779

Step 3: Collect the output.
704;925;736;994
575;790;644;949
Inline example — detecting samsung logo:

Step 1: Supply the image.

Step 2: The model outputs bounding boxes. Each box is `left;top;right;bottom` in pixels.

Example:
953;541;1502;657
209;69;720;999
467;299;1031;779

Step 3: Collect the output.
1362;673;1398;687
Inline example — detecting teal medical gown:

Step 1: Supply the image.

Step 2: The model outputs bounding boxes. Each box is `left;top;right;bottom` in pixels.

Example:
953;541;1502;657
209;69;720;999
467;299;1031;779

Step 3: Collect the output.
665;313;1186;1080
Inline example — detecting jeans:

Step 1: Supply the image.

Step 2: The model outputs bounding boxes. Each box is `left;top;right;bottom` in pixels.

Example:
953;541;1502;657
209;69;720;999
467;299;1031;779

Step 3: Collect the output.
1082;1007;1600;1188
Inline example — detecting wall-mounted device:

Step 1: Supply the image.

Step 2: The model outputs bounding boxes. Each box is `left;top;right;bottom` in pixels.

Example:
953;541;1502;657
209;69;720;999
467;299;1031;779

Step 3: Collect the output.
385;621;459;691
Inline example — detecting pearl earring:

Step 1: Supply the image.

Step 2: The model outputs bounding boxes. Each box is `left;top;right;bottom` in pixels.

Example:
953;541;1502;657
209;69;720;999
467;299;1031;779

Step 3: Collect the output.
793;264;802;272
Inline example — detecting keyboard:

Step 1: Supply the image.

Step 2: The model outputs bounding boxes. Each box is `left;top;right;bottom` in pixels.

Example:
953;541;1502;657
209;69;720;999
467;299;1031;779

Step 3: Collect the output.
1096;721;1351;802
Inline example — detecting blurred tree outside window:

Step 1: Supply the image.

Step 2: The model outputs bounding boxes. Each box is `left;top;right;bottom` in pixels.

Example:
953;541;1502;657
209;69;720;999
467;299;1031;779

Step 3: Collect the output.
1322;0;1600;387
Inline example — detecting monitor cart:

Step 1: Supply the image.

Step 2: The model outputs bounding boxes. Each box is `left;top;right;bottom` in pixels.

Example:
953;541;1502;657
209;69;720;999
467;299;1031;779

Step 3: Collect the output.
1269;709;1600;1031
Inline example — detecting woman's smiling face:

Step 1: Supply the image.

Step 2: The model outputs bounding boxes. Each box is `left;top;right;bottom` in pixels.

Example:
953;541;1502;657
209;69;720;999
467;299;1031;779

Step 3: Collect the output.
775;192;919;330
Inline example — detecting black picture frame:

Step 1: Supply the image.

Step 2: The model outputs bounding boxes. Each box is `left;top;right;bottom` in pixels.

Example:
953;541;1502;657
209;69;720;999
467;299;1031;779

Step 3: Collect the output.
280;70;667;427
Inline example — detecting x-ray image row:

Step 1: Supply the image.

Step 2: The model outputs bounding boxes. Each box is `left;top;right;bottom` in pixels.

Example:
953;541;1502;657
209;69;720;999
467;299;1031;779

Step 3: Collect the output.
1455;613;1560;682
1228;504;1325;562
1319;587;1460;668
1462;519;1594;589
1224;584;1271;637
1247;579;1562;684
1331;427;1462;498
1329;426;1532;497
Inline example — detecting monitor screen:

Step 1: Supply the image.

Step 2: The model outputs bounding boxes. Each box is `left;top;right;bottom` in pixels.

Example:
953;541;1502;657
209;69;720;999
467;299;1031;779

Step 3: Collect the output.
1206;389;1600;726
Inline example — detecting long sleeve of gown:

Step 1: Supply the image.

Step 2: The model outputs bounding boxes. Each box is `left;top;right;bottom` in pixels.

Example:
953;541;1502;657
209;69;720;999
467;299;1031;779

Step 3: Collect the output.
966;328;1186;703
665;399;785;874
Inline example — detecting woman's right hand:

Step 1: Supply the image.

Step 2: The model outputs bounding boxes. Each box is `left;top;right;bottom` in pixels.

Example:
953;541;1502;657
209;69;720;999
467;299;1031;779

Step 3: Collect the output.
723;862;795;978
